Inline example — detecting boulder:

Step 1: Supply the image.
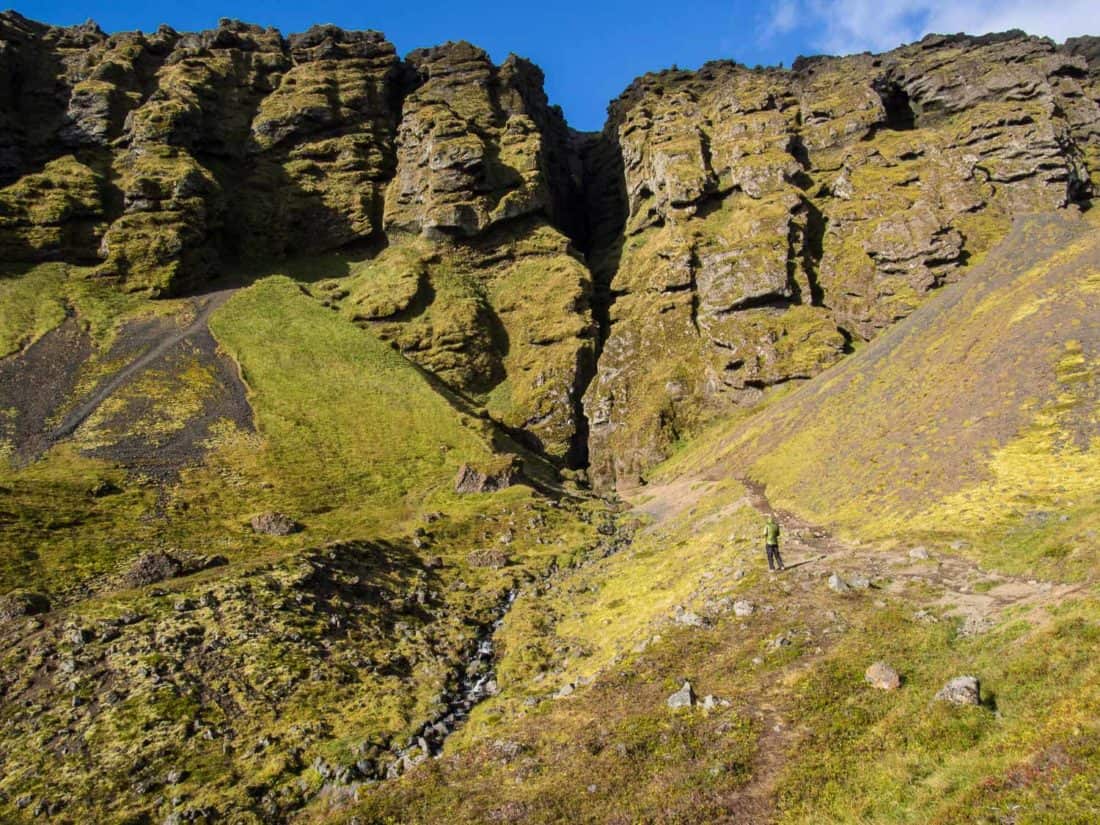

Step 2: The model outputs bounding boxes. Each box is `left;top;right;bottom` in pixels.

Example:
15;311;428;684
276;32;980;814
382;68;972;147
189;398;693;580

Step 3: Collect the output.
453;455;523;494
250;512;302;536
865;661;901;690
667;680;695;710
935;675;981;705
124;552;183;587
0;589;52;621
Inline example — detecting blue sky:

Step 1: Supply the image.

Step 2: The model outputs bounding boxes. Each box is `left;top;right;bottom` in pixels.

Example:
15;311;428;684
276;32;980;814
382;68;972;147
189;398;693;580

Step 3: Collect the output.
13;1;1096;131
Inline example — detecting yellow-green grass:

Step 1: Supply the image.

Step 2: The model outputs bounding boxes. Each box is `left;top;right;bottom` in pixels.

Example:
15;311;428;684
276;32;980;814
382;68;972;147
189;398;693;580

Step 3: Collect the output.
0;261;163;357
207;275;498;535
338;466;1100;824
774;597;1100;824
0;446;155;596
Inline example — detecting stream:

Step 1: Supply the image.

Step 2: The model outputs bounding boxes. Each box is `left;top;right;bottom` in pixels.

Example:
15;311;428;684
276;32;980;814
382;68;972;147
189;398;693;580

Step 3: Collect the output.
386;589;518;777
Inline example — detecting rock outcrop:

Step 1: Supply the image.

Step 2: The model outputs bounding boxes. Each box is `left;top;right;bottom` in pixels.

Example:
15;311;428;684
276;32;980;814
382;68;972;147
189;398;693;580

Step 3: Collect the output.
581;32;1100;486
1;15;1097;482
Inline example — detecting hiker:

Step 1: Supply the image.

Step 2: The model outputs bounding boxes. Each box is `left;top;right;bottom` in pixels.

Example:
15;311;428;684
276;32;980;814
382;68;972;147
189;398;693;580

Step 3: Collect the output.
764;515;784;572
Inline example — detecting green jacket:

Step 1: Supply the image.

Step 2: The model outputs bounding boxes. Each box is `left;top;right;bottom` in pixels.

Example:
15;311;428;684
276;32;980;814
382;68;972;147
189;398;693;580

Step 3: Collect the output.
765;519;780;544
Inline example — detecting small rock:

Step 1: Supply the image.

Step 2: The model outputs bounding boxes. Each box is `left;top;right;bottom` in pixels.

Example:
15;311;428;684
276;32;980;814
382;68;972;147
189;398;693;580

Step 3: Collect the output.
768;633;792;650
250;512;302;536
827;573;851;593
453;455;523;494
467;548;509;569
849;575;872;590
935;675;981;705
65;626;93;648
98;626;121;642
733;600;755;617
667;680;695;710
733;568;746;580
673;606;706;627
913;609;938;624
865;661;901;690
554;683;575;699
700;694;730;711
124;552;183;587
909;547;931;560
88;479;121;498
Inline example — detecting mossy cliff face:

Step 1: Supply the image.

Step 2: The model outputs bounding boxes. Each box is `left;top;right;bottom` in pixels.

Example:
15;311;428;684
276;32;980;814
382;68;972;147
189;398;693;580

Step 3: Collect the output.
583;32;1100;487
372;41;592;465
0;14;592;463
3;15;1098;480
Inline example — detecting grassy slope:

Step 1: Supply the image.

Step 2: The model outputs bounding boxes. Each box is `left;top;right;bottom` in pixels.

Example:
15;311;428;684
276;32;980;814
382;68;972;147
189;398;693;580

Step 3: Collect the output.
340;210;1100;824
207;275;497;532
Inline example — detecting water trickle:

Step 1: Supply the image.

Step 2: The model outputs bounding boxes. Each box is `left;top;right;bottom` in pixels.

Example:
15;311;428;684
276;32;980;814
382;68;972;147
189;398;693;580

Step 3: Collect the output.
387;589;517;775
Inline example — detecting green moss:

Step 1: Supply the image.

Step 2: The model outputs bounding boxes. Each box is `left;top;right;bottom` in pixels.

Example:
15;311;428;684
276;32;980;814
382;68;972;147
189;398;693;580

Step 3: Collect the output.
0;262;69;356
209;275;499;532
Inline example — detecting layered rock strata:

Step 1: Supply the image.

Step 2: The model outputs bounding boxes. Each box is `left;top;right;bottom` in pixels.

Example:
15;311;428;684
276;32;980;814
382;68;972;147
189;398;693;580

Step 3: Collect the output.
1;16;1097;482
582;32;1100;486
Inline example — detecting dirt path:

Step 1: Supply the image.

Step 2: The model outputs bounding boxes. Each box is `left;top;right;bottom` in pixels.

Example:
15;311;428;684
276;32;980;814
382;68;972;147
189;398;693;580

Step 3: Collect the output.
45;288;237;446
738;478;1082;630
624;474;1082;822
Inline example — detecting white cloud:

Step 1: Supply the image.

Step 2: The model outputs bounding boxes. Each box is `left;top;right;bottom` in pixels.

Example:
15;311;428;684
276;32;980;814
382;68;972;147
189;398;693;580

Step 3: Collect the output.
765;0;1098;56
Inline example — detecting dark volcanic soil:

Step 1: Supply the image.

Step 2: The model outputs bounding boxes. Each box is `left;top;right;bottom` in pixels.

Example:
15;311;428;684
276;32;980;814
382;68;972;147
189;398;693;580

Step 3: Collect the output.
0;315;92;461
0;290;252;477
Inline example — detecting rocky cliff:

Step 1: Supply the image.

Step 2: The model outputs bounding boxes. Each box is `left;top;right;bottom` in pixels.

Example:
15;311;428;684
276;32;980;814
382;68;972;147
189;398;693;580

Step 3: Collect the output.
1;13;1098;483
582;32;1100;486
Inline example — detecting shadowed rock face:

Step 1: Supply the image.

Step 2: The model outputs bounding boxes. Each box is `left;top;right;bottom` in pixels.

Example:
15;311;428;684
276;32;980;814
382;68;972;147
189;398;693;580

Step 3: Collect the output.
0;14;1097;482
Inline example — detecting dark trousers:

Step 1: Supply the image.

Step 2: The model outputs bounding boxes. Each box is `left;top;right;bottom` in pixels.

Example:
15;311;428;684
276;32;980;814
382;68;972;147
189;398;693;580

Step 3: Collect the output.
766;543;784;570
